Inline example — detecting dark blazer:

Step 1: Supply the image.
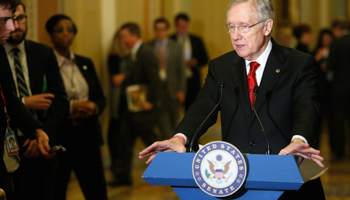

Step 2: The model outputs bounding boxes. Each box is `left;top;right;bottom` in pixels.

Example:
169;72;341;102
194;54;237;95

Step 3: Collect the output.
170;33;209;68
170;33;208;84
328;33;350;95
177;38;320;154
123;43;161;107
25;40;67;140
57;54;106;145
0;44;44;147
0;40;67;145
295;42;310;54
148;39;186;101
170;33;209;109
0;53;43;198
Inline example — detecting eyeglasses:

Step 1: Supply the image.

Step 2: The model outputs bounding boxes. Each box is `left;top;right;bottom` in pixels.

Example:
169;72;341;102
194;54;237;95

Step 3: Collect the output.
224;21;265;33
13;15;27;24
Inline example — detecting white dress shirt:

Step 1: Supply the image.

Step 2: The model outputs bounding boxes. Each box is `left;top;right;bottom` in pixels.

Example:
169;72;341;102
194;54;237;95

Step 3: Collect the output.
177;34;193;78
4;41;32;100
131;40;142;61
156;39;168;81
244;40;272;85
4;41;32;137
54;50;89;115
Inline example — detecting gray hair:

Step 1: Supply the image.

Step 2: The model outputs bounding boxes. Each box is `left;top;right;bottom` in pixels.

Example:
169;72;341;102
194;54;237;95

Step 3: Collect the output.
227;0;275;22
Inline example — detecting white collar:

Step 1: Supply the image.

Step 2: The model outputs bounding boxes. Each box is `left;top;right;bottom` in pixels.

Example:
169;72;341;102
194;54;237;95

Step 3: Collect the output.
54;49;75;67
156;38;168;45
245;39;272;67
131;40;142;58
4;40;25;54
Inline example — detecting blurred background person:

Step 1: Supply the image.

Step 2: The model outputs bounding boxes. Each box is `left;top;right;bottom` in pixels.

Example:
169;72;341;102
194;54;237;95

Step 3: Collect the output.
0;1;67;199
327;19;350;159
148;17;186;140
293;24;312;54
0;1;54;199
170;13;208;111
45;14;107;200
312;29;334;149
107;28;129;181
108;23;161;187
331;18;349;40
275;26;293;48
16;0;350;199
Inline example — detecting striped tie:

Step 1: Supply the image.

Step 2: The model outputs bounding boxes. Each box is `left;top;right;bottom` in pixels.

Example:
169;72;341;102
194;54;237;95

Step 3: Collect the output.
13;48;29;98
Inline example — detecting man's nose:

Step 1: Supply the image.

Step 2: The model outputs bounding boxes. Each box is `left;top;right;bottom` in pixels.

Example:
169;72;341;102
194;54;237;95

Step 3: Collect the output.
13;19;20;30
7;18;15;32
231;30;241;40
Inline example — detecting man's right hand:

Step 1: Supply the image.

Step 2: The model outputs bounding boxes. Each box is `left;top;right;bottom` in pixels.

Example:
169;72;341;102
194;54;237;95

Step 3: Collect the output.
72;100;96;118
139;137;186;164
112;73;126;86
24;93;55;111
35;129;54;159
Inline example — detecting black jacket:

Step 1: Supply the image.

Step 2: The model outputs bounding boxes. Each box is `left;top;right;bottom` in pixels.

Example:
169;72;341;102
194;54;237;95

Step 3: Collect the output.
177;38;320;154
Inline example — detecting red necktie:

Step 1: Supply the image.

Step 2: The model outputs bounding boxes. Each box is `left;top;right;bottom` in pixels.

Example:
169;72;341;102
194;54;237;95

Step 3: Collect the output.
158;41;166;69
247;61;260;110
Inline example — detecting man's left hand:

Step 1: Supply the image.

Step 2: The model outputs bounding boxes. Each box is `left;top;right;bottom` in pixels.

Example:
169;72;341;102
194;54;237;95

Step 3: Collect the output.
185;58;198;67
22;139;40;158
278;139;324;168
140;101;153;111
35;129;54;159
176;92;186;105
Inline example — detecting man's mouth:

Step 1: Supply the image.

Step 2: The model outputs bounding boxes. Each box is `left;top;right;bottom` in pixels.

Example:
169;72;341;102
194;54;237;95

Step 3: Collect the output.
12;30;22;34
2;35;11;40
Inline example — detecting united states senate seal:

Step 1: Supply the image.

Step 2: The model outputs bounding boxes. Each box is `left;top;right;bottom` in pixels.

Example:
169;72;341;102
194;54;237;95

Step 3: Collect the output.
192;141;247;197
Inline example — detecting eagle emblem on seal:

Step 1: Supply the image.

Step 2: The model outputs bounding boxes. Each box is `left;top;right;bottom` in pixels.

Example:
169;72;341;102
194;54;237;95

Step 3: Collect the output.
207;154;232;184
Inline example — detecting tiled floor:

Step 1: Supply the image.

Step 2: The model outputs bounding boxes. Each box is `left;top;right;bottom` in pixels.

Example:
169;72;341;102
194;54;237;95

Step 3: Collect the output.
66;122;350;200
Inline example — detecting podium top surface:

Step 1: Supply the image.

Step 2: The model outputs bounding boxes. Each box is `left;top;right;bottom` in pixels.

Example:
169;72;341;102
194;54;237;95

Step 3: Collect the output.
142;152;303;190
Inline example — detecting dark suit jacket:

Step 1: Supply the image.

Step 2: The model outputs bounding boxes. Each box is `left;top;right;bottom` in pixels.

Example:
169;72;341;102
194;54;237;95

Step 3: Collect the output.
57;54;106;146
0;53;43;197
177;38;320;154
170;34;208;83
328;33;350;95
123;43;161;108
148;39;186;101
0;40;67;146
170;33;208;68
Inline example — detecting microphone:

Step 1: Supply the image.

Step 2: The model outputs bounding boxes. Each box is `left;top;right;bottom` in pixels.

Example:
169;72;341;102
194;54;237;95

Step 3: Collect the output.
252;86;271;155
189;84;224;152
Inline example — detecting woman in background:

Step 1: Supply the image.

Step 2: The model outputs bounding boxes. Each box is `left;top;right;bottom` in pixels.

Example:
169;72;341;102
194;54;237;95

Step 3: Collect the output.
106;29;130;186
313;29;334;148
293;24;313;54
45;14;107;200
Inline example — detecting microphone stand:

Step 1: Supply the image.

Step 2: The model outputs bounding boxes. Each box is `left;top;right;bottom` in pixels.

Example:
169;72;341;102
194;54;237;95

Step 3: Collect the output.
189;85;224;153
252;86;271;155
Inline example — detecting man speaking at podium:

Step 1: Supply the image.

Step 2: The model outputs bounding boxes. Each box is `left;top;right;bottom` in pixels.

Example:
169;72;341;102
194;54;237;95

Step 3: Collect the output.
140;0;325;199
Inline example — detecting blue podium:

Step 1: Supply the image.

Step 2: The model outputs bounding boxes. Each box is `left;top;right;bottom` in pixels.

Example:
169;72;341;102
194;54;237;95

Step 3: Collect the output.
142;152;304;199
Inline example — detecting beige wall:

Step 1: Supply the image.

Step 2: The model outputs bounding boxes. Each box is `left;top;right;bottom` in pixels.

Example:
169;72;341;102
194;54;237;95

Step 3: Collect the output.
63;0;102;76
37;0;58;46
188;0;232;60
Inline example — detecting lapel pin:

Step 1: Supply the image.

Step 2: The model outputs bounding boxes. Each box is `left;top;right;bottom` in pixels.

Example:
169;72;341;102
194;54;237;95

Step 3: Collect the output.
83;65;88;70
276;69;280;73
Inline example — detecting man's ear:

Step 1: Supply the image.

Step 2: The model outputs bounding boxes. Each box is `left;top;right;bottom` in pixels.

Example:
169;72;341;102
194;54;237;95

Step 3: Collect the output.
264;19;273;36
